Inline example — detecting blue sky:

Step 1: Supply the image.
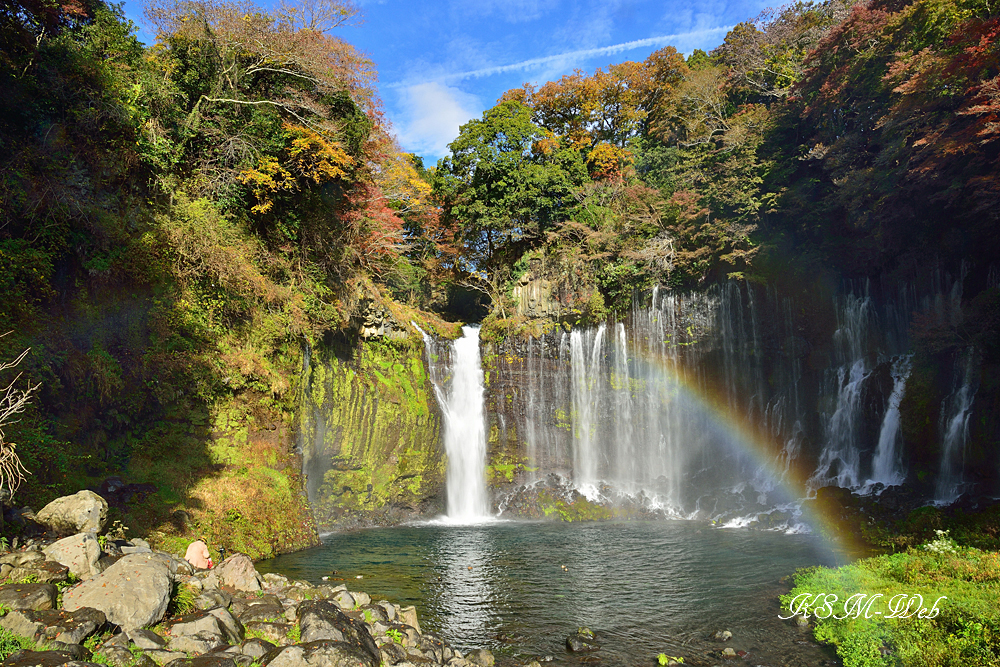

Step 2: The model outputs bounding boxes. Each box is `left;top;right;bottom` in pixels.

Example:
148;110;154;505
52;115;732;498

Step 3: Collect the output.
120;0;771;163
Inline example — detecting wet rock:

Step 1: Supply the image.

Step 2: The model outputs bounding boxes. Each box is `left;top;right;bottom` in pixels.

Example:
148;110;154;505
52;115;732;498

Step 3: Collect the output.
358;605;388;624
565;628;599;653
202;555;263;594
376;641;407;666
35;491;108;535
712;630;732;641
0;583;58;610
721;647;737;657
239;604;286;624
62;554;172;629
43;533;101;579
261;640;378;667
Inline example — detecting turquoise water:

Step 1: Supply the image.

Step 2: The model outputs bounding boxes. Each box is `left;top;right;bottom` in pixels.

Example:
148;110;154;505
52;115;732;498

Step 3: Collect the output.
257;521;844;666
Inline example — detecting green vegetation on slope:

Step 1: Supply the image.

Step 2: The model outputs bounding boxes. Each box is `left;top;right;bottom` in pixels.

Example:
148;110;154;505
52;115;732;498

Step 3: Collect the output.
784;532;1000;666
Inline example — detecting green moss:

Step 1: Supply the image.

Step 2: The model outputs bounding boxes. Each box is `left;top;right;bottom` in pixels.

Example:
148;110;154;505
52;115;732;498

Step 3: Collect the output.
305;338;445;528
536;491;614;522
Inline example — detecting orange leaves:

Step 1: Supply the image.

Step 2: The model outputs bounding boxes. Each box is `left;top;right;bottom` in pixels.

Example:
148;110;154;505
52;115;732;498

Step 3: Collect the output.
586;143;633;181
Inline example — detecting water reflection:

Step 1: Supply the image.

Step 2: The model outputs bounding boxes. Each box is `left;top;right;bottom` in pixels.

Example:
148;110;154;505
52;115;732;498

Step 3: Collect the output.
429;527;500;643
257;522;845;666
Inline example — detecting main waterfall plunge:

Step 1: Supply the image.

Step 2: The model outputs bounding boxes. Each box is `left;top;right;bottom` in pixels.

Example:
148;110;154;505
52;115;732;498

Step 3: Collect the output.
422;326;492;522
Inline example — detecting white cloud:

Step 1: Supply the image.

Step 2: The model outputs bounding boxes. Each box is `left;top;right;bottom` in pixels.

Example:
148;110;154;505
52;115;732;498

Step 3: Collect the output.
386;25;733;89
394;82;481;160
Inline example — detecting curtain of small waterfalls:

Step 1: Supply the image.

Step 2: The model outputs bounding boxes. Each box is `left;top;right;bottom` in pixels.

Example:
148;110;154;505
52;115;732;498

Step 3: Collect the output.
489;274;977;520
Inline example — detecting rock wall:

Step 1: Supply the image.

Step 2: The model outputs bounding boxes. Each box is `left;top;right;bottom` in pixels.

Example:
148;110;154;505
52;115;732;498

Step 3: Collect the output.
299;337;445;530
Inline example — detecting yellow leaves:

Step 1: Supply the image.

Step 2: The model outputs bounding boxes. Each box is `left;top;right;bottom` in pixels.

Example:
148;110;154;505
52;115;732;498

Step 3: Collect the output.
238;156;294;214
284;123;353;184
587;143;634;180
237;123;352;215
375;146;431;212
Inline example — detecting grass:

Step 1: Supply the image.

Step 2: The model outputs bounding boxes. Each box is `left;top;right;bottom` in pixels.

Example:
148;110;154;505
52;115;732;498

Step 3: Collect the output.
783;532;1000;667
0;628;41;660
168;582;198;616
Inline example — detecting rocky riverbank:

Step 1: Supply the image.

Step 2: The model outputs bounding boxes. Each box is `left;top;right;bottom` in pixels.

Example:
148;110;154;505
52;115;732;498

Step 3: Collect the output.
0;492;495;667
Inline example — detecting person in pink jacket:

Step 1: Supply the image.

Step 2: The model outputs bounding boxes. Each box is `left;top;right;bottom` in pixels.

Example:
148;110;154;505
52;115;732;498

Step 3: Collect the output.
184;538;214;569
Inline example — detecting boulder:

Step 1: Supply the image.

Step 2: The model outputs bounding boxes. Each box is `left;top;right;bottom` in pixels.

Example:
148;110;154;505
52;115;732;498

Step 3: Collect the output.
202;554;262;593
7;560;69;584
43;533;102;579
194;590;232;611
128;628;167;650
62;554;172;629
465;649;494;667
93;647;134;667
0;550;45;567
35;492;108;535
143;650;187;666
0;583;58;610
239;639;277;659
242;622;291;644
261;640;378;667
156;657;236;667
0;608;106;645
398;607;419;634
238;604;285;624
205;606;245;644
0;649;99;667
565;628;599;653
296;601;378;662
166;611;230;654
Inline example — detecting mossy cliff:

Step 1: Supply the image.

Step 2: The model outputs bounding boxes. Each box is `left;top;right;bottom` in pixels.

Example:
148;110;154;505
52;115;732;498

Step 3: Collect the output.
299;335;446;530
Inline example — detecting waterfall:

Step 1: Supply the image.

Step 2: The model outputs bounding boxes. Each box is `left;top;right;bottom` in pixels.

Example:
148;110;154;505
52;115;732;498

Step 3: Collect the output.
868;355;913;488
809;294;875;490
422;326;491;522
935;348;979;503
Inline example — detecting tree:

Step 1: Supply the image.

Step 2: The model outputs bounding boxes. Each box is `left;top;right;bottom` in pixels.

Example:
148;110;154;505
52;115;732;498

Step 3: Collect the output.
434;100;587;273
0;338;35;502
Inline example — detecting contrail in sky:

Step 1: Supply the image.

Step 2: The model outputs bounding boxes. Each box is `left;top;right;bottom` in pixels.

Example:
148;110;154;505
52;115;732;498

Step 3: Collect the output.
386;26;733;89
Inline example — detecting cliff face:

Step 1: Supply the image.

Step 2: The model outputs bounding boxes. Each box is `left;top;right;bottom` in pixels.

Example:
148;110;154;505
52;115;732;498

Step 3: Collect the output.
299;337;445;530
